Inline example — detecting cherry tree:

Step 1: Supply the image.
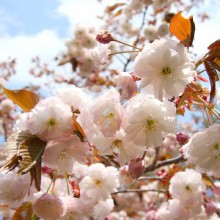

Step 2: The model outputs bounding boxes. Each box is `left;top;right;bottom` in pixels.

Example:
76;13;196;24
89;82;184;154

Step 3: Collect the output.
0;0;220;219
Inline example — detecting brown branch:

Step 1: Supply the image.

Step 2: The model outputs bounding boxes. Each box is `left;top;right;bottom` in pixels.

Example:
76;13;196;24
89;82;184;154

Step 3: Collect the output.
145;154;186;173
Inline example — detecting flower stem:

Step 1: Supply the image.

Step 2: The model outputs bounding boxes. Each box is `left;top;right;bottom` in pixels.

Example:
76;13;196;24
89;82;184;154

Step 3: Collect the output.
113;39;143;51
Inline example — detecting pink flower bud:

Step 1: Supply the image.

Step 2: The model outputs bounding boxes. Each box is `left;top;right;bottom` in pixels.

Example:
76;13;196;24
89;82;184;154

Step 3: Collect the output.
96;31;114;44
146;210;159;220
176;132;189;145
204;200;217;216
128;158;145;179
118;166;135;187
33;194;65;220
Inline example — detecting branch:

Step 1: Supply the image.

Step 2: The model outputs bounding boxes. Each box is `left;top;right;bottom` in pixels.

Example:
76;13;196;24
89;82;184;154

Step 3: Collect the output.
145;154;186;173
123;7;148;71
112;188;166;195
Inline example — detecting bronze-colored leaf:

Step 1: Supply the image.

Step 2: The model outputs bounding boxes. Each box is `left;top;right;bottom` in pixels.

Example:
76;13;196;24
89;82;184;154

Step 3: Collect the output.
169;11;195;47
105;3;125;13
202;174;215;189
208;39;220;51
113;9;122;17
30;158;42;192
12;202;35;220
204;60;218;102
72;114;86;142
2;87;40;112
1;131;47;191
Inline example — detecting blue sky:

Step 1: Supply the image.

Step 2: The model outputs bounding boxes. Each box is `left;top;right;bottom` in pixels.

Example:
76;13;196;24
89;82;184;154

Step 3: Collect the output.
0;0;68;37
0;0;219;88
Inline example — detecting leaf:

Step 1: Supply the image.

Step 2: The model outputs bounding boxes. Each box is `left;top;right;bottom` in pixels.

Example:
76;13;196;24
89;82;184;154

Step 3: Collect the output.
208;39;220;51
169;11;195;47
113;9;122;17
2;87;40;112
12;202;35;220
204;60;218;102
2;131;47;191
202;174;215;189
72;114;86;142
105;3;125;13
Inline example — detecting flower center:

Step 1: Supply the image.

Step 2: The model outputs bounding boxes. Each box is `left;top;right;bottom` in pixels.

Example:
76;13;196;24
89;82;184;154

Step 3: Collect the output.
185;185;191;191
47;118;56;127
111;139;122;149
160;66;172;76
144;118;158;132
106;112;115;119
95;179;102;186
212;143;220;159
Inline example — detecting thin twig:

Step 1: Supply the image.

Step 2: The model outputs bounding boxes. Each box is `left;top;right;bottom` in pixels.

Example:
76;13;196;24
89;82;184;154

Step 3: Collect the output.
123;7;147;71
145;154;185;173
112;189;166;195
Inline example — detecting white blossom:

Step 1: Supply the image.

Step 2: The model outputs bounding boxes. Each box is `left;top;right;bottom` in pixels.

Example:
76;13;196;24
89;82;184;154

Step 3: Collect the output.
90;44;111;64
26;97;74;141
183;124;220;177
124;94;177;147
43;136;89;174
79;163;119;201
134;38;196;101
169;169;205;205
33;194;66;220
93;199;114;220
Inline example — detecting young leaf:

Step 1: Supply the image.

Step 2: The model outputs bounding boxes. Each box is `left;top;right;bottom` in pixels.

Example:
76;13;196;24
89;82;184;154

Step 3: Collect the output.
12;202;34;220
1;131;47;191
169;11;195;47
204;60;218;102
2;87;40;112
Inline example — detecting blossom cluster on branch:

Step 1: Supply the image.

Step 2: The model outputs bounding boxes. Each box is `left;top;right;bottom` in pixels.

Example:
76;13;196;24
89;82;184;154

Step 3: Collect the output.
0;0;220;219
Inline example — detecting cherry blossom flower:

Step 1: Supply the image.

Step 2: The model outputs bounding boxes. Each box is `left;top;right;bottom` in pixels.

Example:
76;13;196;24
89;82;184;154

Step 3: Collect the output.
124;94;177;147
89;44;111;64
169;169;205;204
182;123;220;177
114;72;138;99
56;85;90;112
93;199;114;220
91;129;145;165
78;88;124;139
134;38;196;101
43;136;90;173
0;170;30;207
33;194;66;220
26;97;74;141
79;163;119;201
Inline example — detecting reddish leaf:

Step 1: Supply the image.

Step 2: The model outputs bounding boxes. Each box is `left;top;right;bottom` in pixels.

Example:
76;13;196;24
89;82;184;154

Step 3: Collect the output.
204;60;218;102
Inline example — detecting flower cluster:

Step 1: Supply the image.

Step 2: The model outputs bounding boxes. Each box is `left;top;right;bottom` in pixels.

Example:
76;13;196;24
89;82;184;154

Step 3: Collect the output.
0;0;219;219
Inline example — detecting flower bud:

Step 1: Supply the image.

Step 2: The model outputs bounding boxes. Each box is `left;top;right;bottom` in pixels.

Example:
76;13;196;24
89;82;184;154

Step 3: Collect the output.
33;194;65;220
128;158;145;179
118;166;135;187
96;31;114;44
176;132;189;145
204;200;217;216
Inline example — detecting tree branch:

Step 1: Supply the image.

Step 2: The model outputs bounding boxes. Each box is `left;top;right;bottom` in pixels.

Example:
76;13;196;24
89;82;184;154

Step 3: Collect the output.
145;154;186;173
112;188;166;195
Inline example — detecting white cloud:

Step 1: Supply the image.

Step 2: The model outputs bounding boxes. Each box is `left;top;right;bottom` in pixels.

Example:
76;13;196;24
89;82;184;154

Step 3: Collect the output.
56;0;104;32
0;30;65;87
